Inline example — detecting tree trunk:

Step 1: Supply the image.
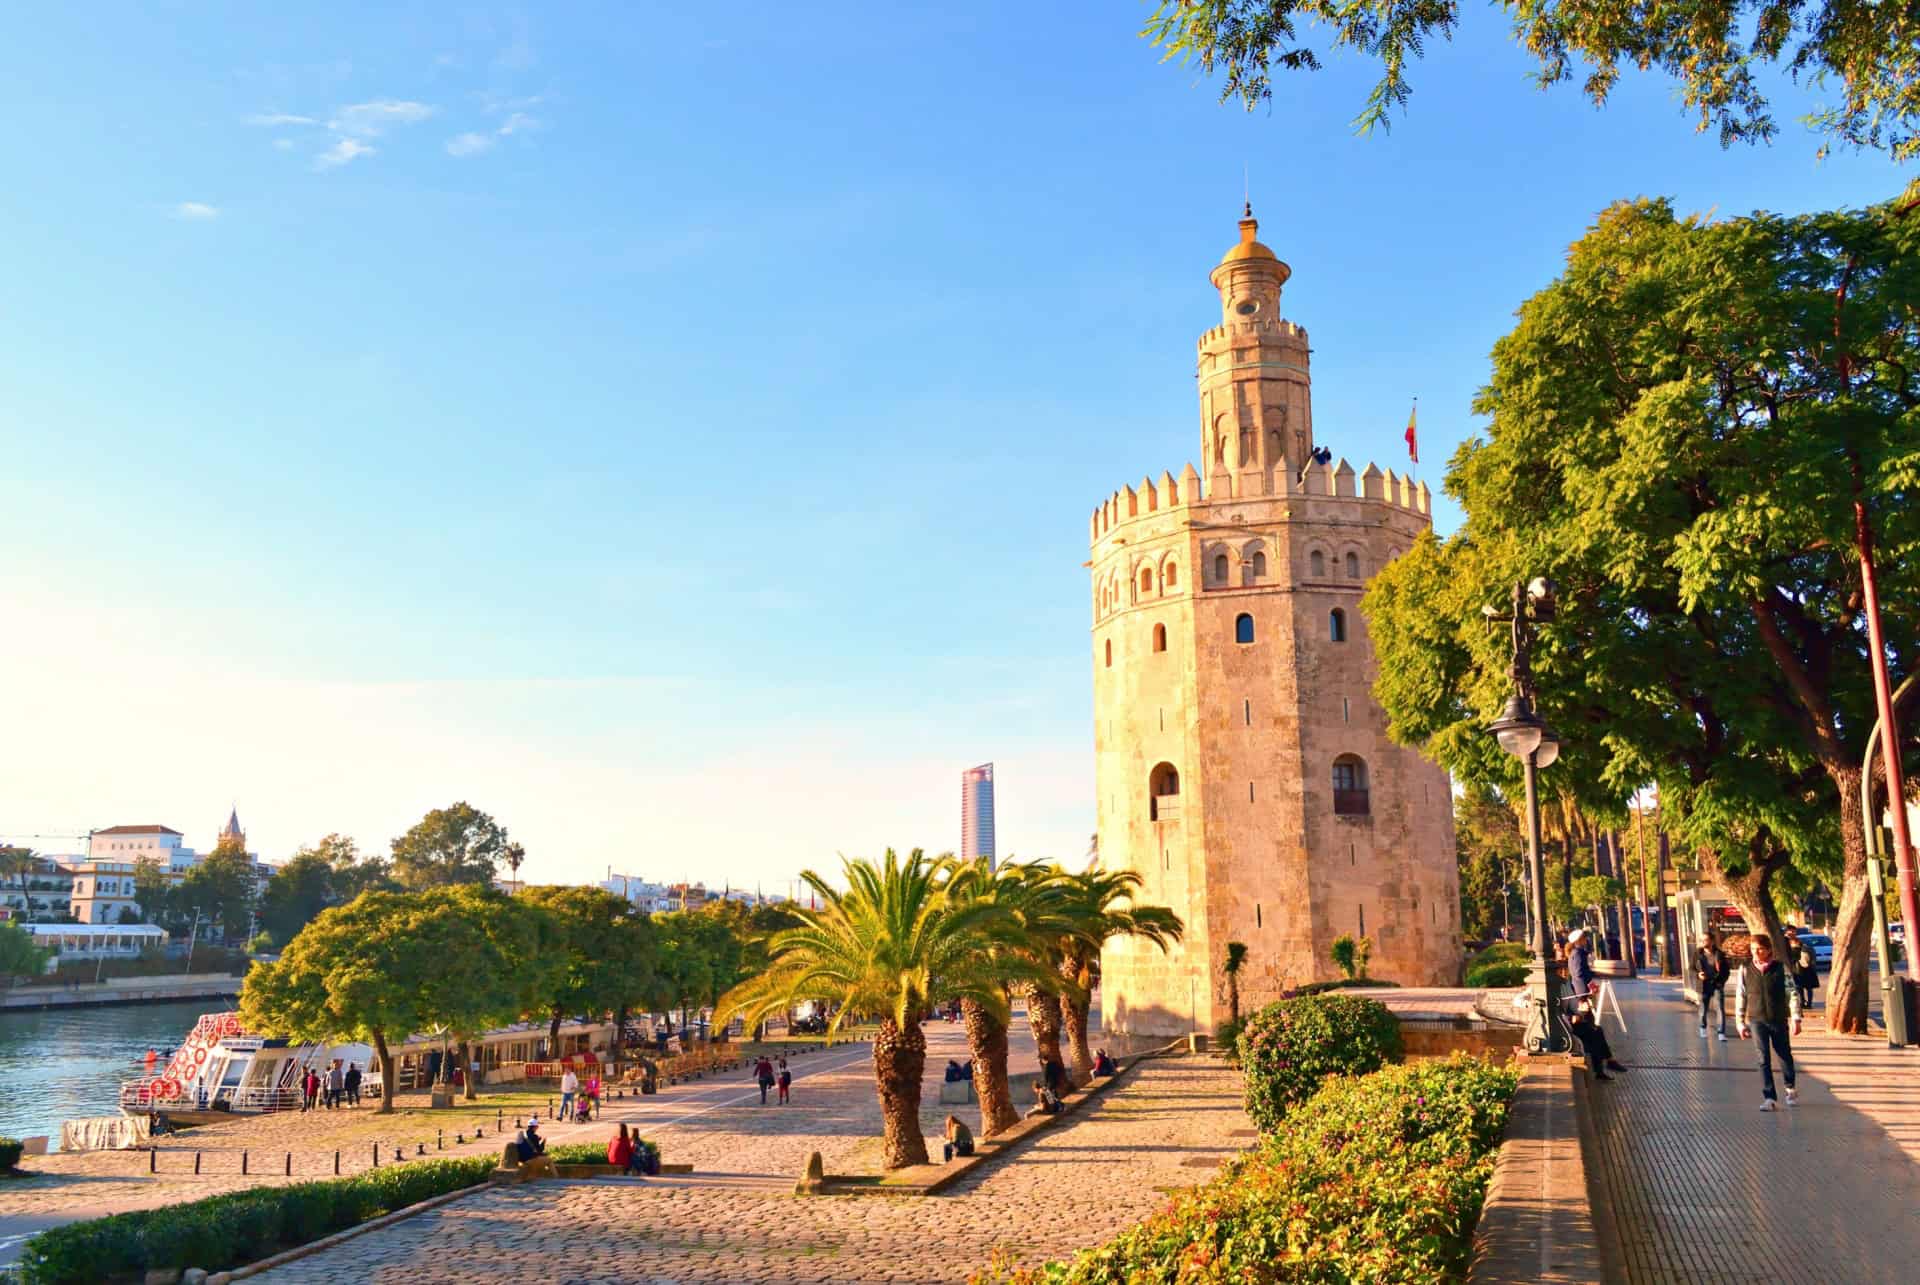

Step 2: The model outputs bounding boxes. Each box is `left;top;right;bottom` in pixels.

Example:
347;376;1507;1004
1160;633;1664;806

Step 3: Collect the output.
962;998;1019;1137
1723;852;1790;969
1062;994;1093;1087
613;1004;628;1076
873;1017;929;1168
1025;986;1064;1070
373;1030;395;1115
547;1006;563;1062
1825;764;1876;1033
460;1039;478;1100
1228;976;1240;1027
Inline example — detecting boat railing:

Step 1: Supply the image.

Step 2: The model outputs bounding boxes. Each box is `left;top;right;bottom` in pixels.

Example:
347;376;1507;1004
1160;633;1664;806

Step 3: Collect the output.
119;1079;304;1114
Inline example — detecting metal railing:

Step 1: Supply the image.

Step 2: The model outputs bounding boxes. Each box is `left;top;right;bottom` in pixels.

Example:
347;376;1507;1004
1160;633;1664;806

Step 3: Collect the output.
1333;789;1371;816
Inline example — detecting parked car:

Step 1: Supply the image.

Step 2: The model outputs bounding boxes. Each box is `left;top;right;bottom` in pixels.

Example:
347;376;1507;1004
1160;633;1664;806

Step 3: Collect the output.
1797;932;1833;968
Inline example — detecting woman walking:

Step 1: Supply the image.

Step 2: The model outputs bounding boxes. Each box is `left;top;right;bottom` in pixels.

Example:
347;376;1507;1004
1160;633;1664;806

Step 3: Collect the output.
1695;930;1730;1041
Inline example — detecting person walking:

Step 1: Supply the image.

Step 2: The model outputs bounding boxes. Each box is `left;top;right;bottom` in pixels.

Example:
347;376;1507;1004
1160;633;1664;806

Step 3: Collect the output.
754;1055;776;1105
776;1056;792;1105
1695;930;1731;1040
1785;927;1819;1012
559;1067;579;1122
301;1066;320;1112
327;1061;345;1110
344;1063;362;1107
1736;932;1802;1111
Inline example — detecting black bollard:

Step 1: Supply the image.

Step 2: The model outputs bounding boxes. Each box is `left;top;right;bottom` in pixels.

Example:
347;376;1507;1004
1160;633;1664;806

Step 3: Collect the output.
372;1143;378;1169
456;1133;465;1144
438;1129;444;1151
149;1148;156;1173
334;1150;341;1175
394;1147;404;1163
194;1151;202;1175
417;1143;425;1155
497;1110;503;1130
285;1153;292;1176
241;1150;248;1175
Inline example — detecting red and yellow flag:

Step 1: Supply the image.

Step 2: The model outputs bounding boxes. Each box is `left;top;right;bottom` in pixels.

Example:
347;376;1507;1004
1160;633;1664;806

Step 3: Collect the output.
1404;403;1418;464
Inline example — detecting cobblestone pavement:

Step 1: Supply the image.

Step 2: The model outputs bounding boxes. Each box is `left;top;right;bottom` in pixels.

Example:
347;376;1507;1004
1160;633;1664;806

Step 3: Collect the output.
251;1056;1247;1284
0;1019;1123;1264
1584;977;1920;1283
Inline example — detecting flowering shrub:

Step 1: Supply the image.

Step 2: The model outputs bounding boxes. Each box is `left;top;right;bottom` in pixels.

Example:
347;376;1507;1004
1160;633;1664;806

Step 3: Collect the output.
973;1055;1520;1284
1240;994;1402;1133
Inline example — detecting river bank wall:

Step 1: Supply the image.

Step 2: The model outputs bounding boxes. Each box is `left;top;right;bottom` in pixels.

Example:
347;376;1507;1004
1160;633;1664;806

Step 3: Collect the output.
1;974;241;1012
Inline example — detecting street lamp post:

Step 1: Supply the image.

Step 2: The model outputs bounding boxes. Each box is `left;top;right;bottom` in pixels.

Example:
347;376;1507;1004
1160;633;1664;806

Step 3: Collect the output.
1487;577;1570;1055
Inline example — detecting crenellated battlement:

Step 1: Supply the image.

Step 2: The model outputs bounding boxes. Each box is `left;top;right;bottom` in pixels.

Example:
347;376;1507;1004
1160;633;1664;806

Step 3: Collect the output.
1089;456;1431;546
1195;318;1308;350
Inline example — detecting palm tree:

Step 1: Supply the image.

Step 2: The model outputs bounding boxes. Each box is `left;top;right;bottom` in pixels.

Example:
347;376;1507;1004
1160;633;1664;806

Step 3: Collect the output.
938;857;1066;1136
1052;868;1184;1085
714;849;1014;1168
1222;941;1248;1027
0;848;35;924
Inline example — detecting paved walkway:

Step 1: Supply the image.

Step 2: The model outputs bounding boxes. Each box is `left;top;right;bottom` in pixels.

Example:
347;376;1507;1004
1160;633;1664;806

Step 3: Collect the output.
250;1055;1247;1284
1584;977;1920;1283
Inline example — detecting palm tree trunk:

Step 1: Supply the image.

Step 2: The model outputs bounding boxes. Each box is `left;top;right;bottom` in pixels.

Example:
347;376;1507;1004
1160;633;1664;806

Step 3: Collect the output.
963;999;1019;1136
1025;986;1064;1071
873;1017;929;1168
1062;995;1093;1086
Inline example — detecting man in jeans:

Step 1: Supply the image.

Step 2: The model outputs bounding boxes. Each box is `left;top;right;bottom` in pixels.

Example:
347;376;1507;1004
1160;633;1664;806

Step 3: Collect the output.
1736;933;1803;1111
559;1067;579;1121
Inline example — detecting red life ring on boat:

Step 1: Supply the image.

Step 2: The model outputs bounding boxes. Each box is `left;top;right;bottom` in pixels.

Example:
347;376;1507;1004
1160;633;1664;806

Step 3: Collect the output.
221;1015;241;1036
157;1077;181;1101
190;1046;209;1067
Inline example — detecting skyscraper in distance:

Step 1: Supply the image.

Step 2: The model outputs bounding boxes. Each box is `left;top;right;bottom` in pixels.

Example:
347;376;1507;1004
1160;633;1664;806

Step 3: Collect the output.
961;763;996;868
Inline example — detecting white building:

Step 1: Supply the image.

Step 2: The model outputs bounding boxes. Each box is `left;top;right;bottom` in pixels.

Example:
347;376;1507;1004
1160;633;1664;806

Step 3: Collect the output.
89;823;195;872
25;922;168;967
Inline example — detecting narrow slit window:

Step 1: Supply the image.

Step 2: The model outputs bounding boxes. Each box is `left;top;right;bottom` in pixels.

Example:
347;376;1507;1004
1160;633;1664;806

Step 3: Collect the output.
1153;623;1167;652
1330;609;1347;642
1104;639;1112;667
1345;552;1360;578
1235;613;1255;645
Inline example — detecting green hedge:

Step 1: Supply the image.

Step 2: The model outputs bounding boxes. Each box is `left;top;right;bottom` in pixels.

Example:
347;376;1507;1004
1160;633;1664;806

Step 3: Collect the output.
1239;994;1402;1133
547;1136;659;1167
1465;943;1530;989
977;1055;1520;1284
0;1137;22;1173
20;1156;497;1284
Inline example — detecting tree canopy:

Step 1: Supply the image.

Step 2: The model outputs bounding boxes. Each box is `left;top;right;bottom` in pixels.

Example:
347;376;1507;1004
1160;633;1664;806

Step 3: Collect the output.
175;835;257;938
1363;193;1919;1031
389;802;509;889
1145;0;1920;159
259;834;395;945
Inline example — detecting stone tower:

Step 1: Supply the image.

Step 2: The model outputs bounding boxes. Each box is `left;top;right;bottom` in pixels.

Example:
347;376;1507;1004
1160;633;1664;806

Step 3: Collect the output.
1091;210;1461;1037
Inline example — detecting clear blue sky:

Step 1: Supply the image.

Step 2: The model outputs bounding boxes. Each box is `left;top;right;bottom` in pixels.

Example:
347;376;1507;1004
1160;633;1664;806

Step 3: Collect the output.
0;4;1900;887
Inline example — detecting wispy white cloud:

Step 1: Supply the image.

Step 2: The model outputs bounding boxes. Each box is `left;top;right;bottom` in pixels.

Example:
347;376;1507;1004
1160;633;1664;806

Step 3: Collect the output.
272;138;295;151
329;99;435;137
315;138;375;170
247;112;316;127
445;131;495;157
172;201;219;220
497;111;538;136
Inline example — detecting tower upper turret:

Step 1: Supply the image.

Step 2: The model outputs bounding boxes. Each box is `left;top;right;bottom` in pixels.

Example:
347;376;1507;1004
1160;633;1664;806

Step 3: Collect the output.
1209;203;1292;326
1196;206;1312;495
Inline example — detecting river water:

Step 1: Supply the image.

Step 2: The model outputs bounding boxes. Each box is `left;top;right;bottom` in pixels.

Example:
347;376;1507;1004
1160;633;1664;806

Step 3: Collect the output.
0;999;218;1148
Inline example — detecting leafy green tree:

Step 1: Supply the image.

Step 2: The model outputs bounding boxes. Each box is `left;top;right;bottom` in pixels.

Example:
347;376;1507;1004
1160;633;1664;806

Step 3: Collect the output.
0;920;49;980
517;885;657;1068
132;856;172;927
260;835;393;945
1145;0;1920;159
1331;934;1359;980
390;803;509;889
716;849;1017;1168
1456;791;1523;941
1363;195;1918;1032
240;891;442;1111
177;836;257;943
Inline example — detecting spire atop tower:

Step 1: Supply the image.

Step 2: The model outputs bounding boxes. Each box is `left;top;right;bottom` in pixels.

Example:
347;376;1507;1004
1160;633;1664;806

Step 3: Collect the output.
221;806;243;844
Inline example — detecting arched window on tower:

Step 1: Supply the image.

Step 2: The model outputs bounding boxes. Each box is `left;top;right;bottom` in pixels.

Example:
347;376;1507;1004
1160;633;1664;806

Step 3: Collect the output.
1310;550;1326;578
1214;552;1229;583
1152;623;1167;652
1330;608;1347;642
1104;639;1112;668
1140;567;1153;595
1149;762;1181;820
1252;550;1267;578
1333;756;1370;816
1345;552;1361;578
1235;613;1255;645
1164;561;1178;589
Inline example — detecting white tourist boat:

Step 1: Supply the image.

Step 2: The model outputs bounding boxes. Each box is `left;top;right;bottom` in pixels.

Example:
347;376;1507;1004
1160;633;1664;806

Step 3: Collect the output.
117;1010;625;1121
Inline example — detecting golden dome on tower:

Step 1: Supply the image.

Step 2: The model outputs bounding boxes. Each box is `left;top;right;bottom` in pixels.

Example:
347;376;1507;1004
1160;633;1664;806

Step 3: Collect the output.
1219;202;1279;264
